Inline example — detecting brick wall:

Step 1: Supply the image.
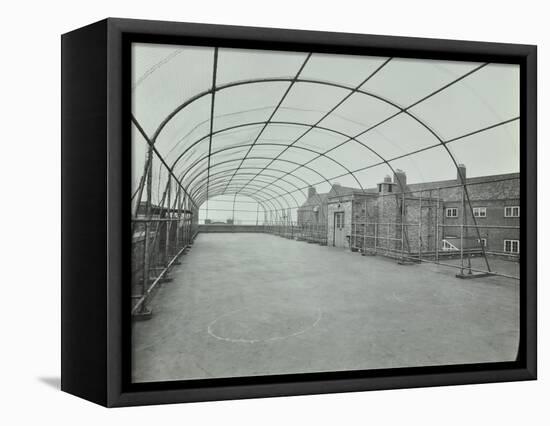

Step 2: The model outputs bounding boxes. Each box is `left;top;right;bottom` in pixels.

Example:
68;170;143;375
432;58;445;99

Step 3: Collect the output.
298;175;520;258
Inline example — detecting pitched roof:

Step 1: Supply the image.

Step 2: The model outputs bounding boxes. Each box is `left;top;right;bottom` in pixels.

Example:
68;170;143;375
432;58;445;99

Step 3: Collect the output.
406;172;519;192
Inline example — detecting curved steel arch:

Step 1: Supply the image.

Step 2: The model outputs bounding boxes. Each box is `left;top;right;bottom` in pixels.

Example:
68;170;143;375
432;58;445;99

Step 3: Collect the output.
192;175;302;209
197;184;287;214
198;180;289;207
130;48;517;280
166;120;383;181
197;185;278;210
190;166;310;198
247;65;489;195
176;142;365;196
150;67;485;155
135;59;497;243
222;57;390;196
161;110;456;202
166;117;398;200
151;76;406;142
255;116;518;204
194;175;303;206
180;156;344;203
198;191;272;220
145;64;486;201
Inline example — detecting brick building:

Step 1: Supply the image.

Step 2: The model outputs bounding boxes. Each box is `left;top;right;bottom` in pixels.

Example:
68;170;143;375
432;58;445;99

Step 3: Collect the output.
297;166;520;259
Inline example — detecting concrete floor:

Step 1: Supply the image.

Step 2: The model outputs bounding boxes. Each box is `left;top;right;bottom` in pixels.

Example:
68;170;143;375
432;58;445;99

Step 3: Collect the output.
132;233;519;383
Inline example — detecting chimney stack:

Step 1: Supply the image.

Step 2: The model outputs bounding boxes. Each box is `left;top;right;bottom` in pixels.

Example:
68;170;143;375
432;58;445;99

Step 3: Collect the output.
378;175;395;193
308;186;317;198
393;169;407;192
457;164;467;182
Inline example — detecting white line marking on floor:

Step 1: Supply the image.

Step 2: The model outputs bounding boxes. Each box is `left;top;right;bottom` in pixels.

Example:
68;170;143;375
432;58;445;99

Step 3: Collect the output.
207;308;323;344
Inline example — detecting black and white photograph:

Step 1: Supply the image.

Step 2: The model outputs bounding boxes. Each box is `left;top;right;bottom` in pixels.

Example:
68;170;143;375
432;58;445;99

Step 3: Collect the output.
130;43;522;383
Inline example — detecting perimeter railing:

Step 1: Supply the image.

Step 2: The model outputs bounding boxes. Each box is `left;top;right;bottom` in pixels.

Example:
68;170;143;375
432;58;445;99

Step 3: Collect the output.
131;213;197;318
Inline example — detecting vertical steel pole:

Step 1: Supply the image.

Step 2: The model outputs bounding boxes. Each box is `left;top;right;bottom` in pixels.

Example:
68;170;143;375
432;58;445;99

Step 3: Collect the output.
174;188;180;253
140;146;153;312
374;223;378;253
387;222;390;254
460;186;465;275
401;192;405;262
185;197;189;246
232;193;237;226
419;190;422;260
363;216;367;253
165;176;171;266
436;187;440;263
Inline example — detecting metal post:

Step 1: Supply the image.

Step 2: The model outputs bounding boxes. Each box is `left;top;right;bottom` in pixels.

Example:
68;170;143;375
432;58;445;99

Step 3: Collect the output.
460;187;464;275
142;221;150;300
138;146;153;316
374;223;378;253
133;150;151;220
363;217;367;253
165;177;171;266
400;193;405;262
419;190;422;261
464;185;472;274
436;188;440;263
185;197;190;246
174;188;180;251
387;222;390;254
232;193;237;226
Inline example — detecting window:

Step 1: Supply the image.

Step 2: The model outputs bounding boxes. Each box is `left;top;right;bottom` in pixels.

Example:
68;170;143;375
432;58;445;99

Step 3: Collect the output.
478;238;487;247
504;239;520;254
504;206;520;217
335;212;344;229
473;207;487;217
446;207;458;217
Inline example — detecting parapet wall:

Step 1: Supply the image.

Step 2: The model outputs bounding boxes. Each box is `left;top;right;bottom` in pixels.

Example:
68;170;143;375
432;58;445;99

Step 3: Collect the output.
198;224;266;233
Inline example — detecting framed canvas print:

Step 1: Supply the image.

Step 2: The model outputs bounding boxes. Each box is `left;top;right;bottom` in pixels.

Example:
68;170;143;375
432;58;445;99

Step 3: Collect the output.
61;18;537;407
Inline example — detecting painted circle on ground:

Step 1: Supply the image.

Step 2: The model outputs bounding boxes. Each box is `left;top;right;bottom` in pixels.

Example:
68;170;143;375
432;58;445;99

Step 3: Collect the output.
208;306;322;343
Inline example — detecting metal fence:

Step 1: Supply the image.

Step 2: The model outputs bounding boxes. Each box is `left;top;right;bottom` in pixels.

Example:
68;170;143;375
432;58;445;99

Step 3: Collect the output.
131;212;198;317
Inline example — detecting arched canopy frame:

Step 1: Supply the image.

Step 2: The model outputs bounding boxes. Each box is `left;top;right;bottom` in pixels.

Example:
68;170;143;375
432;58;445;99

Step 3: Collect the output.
132;44;521;264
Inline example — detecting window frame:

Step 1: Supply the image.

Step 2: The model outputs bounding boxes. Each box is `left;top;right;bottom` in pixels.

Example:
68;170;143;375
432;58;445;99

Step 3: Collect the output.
504;239;520;254
445;207;458;218
504;206;520;217
473;207;487;218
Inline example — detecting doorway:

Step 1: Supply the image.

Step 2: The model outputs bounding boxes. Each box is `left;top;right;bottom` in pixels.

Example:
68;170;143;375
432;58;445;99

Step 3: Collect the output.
333;211;345;247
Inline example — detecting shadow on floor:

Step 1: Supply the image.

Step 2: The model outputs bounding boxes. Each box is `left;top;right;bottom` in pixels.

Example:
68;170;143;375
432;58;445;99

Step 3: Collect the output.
38;376;61;390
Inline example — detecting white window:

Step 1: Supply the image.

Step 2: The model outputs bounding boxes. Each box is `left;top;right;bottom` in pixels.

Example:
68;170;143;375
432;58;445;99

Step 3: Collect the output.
504;239;520;254
446;207;458;217
504;206;520;217
473;207;487;217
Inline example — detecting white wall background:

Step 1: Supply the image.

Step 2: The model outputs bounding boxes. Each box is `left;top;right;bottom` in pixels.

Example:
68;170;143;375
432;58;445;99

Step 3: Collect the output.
1;0;546;423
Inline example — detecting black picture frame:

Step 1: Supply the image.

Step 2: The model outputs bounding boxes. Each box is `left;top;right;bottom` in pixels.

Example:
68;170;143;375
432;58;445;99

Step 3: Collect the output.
61;17;537;407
